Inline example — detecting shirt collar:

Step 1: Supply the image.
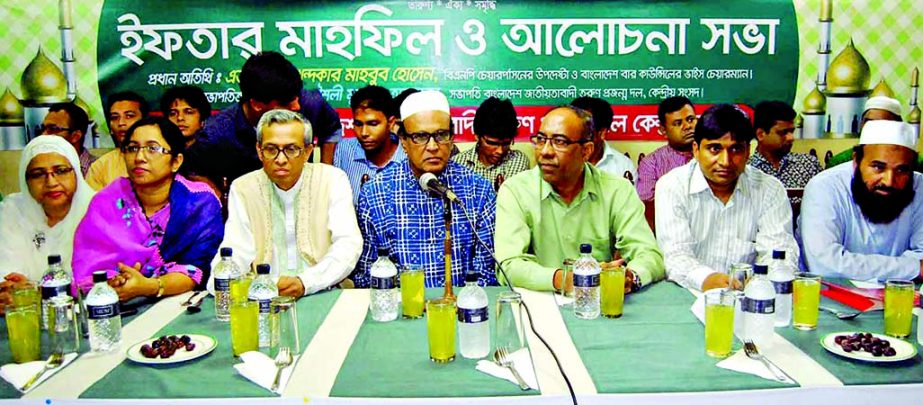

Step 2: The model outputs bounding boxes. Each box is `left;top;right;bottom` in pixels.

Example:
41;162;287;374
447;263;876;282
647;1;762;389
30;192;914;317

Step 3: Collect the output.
540;163;600;203
596;142;619;166
272;170;304;202
352;134;406;165
688;161;750;198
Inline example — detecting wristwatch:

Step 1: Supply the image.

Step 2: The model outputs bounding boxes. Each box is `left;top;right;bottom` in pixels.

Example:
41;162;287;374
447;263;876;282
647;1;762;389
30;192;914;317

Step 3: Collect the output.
628;270;642;293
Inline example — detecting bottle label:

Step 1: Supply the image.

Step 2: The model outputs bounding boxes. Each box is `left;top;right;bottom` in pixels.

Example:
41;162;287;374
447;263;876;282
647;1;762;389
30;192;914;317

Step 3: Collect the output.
773;280;792;295
42;283;70;300
87;302;120;320
458;306;488;323
215;278;230;292
370;275;396;289
253;298;271;314
742;297;775;314
573;274;600;288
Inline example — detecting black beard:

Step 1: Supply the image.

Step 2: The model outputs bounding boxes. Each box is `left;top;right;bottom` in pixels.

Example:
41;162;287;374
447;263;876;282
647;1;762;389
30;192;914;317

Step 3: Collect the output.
850;168;915;224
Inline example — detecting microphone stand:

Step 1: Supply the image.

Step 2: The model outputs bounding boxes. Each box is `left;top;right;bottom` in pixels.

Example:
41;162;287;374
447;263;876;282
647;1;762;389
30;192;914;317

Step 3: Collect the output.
442;196;455;301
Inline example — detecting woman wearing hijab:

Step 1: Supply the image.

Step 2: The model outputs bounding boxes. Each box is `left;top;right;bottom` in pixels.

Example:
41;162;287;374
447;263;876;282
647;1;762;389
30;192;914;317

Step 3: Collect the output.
72;117;223;301
0;135;94;314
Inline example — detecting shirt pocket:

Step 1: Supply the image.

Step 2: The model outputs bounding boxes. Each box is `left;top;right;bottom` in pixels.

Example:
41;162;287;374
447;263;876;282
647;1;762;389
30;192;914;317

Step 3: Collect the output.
727;237;757;266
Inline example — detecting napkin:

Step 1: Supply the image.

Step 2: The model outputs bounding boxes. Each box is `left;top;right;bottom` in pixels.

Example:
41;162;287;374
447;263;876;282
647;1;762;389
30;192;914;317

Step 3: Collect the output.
233;351;298;394
849;279;884;289
475;348;539;390
716;350;795;385
0;352;78;393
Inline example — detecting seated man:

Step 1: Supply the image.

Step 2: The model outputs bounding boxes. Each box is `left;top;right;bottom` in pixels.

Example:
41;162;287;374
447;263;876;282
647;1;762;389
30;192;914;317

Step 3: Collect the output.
333;85;406;204
495;106;664;292
637;96;697;201
40;102;95;175
825;96;903;168
211;109;362;297
747;101;823;202
452;97;530;190
799;120;922;281
352;90;497;288
656;104;798;291
86;91;148;190
570;97;637;183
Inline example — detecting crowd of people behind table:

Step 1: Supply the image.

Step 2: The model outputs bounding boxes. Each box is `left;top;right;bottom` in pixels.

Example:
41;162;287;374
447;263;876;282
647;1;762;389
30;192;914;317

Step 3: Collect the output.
1;51;921;316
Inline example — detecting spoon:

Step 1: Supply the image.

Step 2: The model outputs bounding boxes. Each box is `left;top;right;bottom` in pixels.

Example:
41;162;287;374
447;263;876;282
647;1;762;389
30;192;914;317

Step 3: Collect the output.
819;305;861;320
186;295;206;314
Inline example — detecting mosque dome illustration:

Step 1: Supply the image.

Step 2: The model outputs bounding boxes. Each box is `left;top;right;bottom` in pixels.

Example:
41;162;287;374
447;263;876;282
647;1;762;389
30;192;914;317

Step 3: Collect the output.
0;89;24;125
801;85;827;139
20;47;68;105
910;106;921;124
869;79;895;98
825;40;871;96
802;86;827;114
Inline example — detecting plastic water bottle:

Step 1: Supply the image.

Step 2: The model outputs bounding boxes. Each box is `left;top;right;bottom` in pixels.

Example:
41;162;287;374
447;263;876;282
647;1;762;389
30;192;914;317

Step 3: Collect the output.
41;255;71;330
369;247;399;322
458;272;490;359
768;250;794;327
573;243;601;320
86;271;122;352
213;247;242;322
918;284;923;347
743;264;775;346
248;264;278;347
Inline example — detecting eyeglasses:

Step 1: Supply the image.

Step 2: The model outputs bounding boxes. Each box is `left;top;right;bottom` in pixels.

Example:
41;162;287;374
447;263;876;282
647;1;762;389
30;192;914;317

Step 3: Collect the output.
260;144;304;160
529;134;590;151
403;130;453;145
25;166;74;181
122;144;172;156
39;124;73;134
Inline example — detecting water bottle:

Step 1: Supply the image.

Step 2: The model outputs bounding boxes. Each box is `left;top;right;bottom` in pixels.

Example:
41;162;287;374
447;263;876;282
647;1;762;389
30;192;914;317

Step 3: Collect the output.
458;272;490;359
248;264;278;347
768;250;794;327
85;271;122;352
918;284;923;347
213;247;242;322
743;264;775;346
369;247;399;322
41;255;71;330
573;243;601;320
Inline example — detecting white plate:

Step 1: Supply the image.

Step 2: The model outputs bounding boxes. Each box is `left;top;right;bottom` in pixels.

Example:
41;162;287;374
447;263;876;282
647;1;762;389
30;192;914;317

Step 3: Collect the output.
126;334;217;365
821;331;918;363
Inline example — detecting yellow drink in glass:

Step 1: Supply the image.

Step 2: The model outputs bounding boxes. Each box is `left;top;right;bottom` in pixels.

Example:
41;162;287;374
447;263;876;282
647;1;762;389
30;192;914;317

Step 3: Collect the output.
400;269;425;319
230;300;259;356
704;290;735;358
793;274;821;330
426;298;456;363
600;268;625;318
884;280;914;338
11;285;40;307
229;276;253;304
6;303;41;363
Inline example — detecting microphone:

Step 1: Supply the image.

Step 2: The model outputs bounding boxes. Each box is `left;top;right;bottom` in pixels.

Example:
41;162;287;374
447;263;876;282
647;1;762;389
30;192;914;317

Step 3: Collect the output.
419;172;458;202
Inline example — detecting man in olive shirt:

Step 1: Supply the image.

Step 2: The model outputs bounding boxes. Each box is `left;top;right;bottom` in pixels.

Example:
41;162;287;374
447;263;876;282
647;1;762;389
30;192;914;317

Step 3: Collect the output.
495;106;664;293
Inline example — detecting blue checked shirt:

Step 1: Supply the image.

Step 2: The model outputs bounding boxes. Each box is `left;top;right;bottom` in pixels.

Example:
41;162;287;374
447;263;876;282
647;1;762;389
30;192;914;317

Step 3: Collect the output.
352;160;498;288
333;136;407;205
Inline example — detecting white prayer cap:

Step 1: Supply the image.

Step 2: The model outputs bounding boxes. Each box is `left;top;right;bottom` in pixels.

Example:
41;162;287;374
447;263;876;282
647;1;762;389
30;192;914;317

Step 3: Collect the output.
400;90;450;121
858;120;917;150
863;96;902;117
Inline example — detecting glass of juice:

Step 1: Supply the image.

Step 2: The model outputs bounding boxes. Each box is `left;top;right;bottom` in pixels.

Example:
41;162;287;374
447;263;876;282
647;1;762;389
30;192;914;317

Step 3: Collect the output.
793;272;821;330
426;297;456;363
884;279;914;338
230;300;259;357
229;275;254;304
400;266;425;319
11;283;40;307
704;289;735;358
600;267;625;318
6;302;41;363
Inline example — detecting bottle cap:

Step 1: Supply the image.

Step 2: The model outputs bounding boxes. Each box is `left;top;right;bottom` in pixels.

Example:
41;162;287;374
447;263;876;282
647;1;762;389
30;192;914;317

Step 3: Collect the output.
47;255;62;265
465;271;479;283
92;271;108;283
256;263;271;275
377;247;389;257
220;247;233;257
772;250;785;260
579;243;592;254
753;264;768;275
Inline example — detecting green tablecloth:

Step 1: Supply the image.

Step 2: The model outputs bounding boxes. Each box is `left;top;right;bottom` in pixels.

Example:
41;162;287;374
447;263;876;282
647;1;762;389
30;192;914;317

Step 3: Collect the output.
328;287;538;398
81;290;341;399
560;282;787;393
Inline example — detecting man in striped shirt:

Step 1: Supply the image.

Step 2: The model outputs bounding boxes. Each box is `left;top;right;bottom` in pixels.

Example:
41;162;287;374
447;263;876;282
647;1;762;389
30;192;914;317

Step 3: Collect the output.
655;104;798;291
636;96;696;201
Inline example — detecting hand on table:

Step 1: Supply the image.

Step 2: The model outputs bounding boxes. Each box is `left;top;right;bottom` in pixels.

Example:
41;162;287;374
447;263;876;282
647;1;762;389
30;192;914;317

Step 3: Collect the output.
110;262;158;302
702;272;730;292
278;276;305;298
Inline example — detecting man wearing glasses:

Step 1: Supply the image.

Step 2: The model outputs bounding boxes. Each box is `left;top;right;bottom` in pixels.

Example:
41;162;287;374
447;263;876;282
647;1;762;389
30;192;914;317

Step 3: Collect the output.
495;106;664;293
208;109;362;298
351;90;498;288
41;102;95;176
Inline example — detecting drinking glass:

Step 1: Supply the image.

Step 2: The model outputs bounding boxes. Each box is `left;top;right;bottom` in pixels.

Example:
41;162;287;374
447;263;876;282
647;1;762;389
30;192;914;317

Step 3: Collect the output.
704;289;735;358
400;267;425;319
6;302;41;363
230;300;259;357
792;273;821;330
600;267;625;318
426;298;456;363
555;258;575;308
48;296;81;354
728;263;752;292
495;291;525;353
229;275;254;304
884;279;914;338
11;283;40;307
270;296;300;357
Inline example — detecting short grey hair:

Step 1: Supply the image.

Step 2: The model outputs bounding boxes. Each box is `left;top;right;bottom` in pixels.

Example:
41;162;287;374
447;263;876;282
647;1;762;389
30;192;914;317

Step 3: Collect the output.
549;105;595;141
256;109;313;145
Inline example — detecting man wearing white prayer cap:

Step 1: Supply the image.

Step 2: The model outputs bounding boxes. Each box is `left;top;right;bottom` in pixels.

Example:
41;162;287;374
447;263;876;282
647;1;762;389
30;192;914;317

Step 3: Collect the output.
826;96;904;168
798;120;923;281
350;90;499;288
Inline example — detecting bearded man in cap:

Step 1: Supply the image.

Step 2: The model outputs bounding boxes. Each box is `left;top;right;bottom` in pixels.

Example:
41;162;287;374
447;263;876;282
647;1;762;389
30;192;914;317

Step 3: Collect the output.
799;120;923;281
351;90;497;288
825;96;904;168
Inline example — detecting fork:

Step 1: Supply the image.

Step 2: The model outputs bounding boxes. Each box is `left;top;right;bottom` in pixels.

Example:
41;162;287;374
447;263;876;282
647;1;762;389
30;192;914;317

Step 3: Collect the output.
742;340;793;383
270;347;293;392
20;351;64;391
819;306;861;320
494;346;530;390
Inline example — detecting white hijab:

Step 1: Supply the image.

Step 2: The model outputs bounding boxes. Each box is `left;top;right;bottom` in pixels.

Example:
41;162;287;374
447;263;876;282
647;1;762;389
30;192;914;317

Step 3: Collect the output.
0;135;94;281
